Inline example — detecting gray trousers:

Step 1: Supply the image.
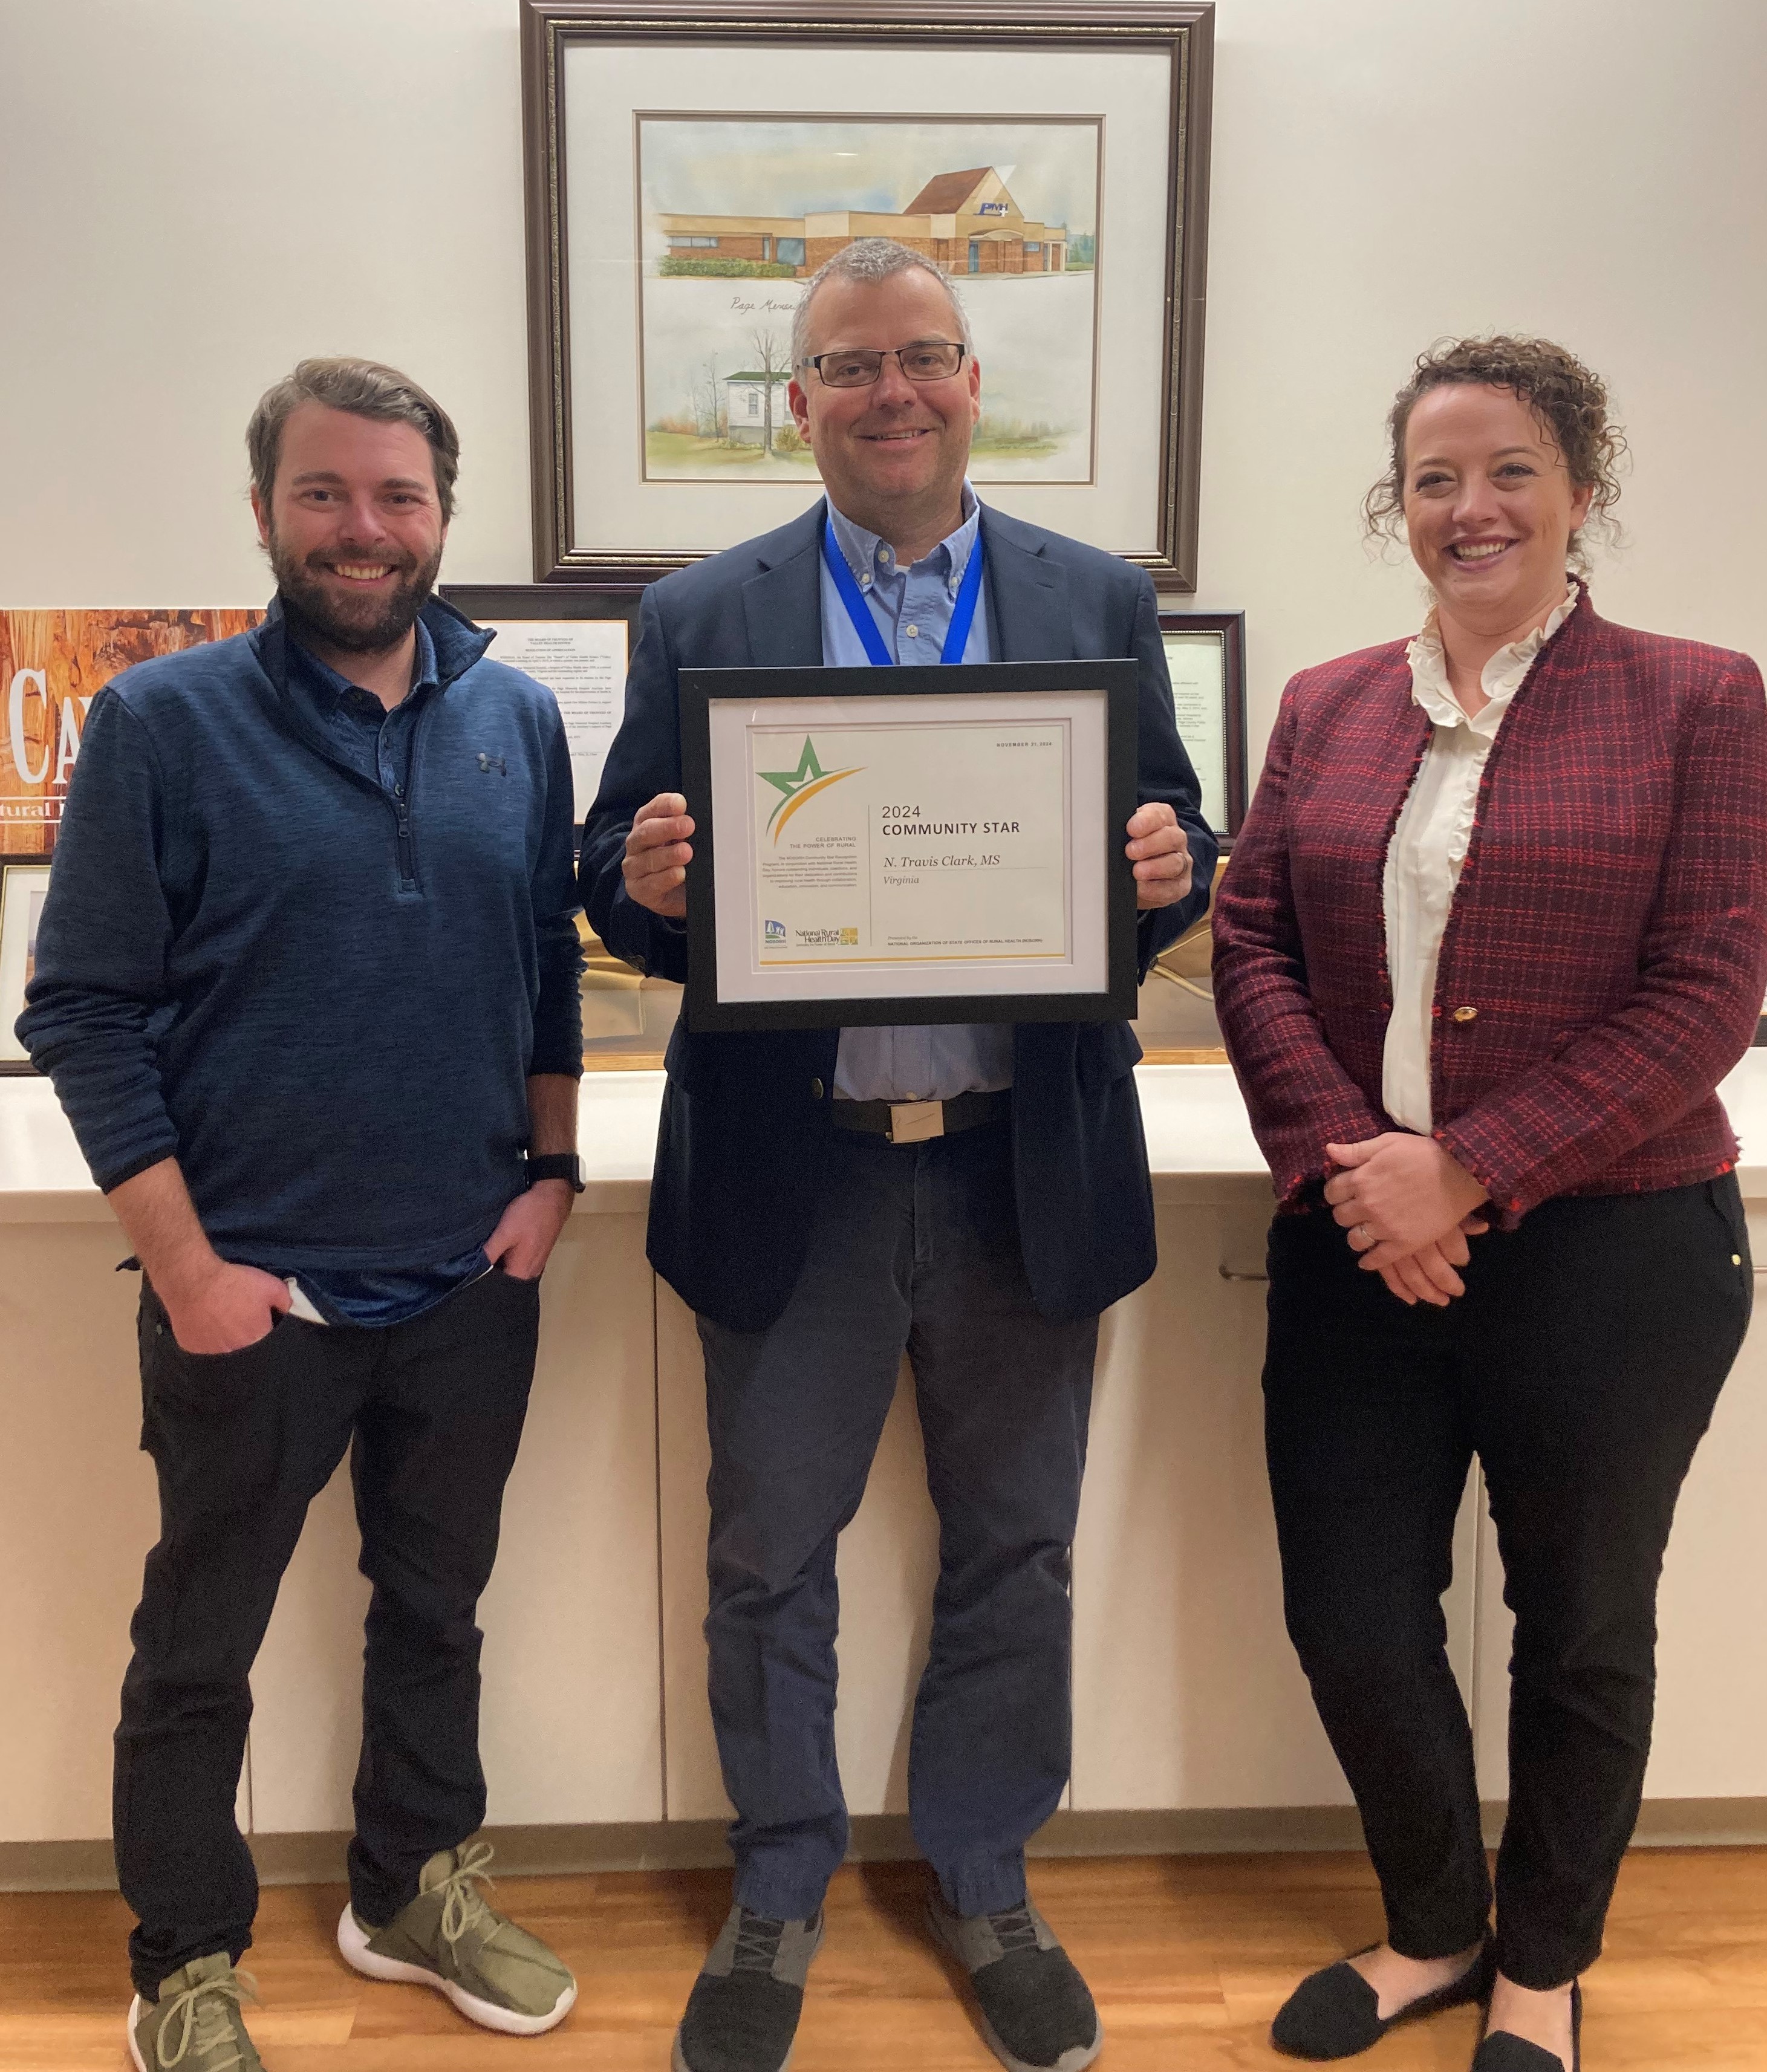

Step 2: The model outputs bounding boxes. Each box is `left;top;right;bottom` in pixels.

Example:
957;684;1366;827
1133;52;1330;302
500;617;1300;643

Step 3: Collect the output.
697;1120;1098;1920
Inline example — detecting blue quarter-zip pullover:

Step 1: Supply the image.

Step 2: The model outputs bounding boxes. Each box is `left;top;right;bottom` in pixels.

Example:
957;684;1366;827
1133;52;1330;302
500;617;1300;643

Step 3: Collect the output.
17;595;584;1275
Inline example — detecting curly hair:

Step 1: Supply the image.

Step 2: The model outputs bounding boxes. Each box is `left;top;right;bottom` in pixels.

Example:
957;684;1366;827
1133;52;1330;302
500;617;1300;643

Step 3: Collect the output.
1364;336;1627;563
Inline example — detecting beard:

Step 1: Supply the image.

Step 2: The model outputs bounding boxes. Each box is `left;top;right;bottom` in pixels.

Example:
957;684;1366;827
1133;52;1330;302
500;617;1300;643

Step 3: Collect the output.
265;524;444;656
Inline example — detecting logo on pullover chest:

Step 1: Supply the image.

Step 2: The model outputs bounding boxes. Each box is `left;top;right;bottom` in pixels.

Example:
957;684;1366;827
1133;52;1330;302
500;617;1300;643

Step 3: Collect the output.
477;751;507;776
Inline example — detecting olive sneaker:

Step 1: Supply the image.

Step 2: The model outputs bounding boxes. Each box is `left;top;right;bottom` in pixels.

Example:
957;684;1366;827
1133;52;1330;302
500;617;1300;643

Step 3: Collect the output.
927;1889;1102;2072
127;1952;263;2072
673;1904;825;2072
336;1842;576;2035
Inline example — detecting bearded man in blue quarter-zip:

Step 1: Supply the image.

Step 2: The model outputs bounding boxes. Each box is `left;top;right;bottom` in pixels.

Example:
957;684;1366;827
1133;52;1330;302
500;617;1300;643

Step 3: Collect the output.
582;241;1217;2072
19;360;584;2071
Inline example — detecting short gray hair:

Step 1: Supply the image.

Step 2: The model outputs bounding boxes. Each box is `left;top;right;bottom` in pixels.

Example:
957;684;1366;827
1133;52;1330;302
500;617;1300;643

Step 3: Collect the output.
791;238;974;372
247;357;461;521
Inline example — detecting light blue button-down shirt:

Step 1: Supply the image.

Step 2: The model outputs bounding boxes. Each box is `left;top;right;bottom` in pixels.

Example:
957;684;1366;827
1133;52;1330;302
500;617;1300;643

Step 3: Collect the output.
821;487;1015;1103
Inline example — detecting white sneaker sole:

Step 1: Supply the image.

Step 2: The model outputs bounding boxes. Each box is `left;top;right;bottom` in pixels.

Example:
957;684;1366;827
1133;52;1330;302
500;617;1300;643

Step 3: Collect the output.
335;1901;577;2036
125;1998;148;2072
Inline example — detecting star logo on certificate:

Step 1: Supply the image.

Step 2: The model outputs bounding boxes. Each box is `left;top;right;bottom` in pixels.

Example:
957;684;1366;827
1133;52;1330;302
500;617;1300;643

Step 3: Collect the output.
757;735;863;840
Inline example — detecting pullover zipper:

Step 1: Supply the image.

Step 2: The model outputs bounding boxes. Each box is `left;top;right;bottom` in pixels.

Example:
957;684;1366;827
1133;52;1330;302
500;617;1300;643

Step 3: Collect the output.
394;794;415;888
377;700;431;892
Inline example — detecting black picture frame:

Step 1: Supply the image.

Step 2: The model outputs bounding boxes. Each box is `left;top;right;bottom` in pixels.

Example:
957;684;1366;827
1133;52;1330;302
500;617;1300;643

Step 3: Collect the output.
438;582;647;639
0;853;52;1077
439;581;648;859
679;660;1140;1031
519;0;1215;588
1156;606;1246;845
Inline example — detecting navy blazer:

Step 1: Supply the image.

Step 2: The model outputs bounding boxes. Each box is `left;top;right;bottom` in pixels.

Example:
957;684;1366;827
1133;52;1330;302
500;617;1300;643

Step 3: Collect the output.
582;500;1216;1330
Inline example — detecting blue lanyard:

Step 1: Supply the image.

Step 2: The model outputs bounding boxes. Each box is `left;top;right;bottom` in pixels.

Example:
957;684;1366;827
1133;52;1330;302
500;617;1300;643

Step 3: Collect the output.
821;512;985;667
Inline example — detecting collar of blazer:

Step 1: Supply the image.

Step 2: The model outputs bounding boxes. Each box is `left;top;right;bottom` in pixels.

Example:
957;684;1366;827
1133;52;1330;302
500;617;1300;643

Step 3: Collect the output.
738;497;1075;668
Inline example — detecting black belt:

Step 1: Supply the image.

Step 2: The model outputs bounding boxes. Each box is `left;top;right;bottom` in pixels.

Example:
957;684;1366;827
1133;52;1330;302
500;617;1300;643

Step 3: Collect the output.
830;1088;1012;1145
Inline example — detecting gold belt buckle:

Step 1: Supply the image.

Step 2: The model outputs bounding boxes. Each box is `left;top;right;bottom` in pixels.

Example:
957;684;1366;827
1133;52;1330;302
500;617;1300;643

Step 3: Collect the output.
888;1099;945;1145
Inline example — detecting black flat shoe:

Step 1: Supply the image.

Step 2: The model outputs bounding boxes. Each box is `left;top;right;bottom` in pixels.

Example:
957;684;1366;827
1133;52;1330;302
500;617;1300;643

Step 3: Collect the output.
1471;1979;1581;2072
1271;1931;1495;2061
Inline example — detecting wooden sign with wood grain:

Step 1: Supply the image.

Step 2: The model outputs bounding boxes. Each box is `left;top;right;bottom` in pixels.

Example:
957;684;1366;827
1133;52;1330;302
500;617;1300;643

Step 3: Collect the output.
1;609;263;854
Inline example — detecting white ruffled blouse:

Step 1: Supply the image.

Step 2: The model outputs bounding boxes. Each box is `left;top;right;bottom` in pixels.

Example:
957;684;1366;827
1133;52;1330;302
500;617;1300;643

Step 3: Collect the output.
1381;582;1580;1133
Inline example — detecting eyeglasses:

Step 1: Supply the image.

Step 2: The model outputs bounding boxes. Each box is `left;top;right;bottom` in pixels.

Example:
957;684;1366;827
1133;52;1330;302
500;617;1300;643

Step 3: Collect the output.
802;342;967;389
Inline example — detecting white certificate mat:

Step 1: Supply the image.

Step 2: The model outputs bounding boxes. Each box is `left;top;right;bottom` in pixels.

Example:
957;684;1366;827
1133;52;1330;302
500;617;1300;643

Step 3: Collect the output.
685;664;1139;1030
482;619;630;822
0;861;51;1067
1162;630;1226;837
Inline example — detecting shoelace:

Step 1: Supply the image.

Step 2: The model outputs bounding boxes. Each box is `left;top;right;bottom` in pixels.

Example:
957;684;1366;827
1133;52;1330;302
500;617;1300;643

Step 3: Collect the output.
988;1905;1041;1956
433;1840;505;1952
154;1967;259;2072
730;1911;789;1973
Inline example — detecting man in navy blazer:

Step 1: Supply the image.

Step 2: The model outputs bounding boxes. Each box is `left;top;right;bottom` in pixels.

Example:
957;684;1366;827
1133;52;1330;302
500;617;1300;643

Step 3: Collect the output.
582;241;1214;2072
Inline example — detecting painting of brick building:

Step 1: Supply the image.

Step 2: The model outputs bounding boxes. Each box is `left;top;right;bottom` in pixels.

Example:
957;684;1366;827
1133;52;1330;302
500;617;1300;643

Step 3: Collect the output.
637;116;1100;484
657;164;1070;280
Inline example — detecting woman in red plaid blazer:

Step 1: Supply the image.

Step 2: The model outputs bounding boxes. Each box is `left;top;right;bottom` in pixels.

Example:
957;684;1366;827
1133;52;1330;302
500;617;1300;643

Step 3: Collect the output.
1214;338;1767;2072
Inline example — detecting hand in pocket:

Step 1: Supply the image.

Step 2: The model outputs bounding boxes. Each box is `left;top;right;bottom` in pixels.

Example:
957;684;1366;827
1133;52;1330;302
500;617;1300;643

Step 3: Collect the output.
163;1262;293;1355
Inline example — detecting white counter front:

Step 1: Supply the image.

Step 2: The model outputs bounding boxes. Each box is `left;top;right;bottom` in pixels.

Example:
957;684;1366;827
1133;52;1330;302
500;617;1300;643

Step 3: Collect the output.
4;1062;1765;1865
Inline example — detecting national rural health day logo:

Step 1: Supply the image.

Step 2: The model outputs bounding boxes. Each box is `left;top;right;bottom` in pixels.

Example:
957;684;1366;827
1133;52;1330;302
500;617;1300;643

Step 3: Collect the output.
758;736;862;842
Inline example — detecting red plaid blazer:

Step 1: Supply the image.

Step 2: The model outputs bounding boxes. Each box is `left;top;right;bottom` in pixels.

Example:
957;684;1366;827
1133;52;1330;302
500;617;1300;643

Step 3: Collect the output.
1212;590;1767;1218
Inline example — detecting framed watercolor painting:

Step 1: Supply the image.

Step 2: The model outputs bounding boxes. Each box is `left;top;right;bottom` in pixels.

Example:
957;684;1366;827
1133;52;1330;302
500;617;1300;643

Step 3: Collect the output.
519;0;1214;586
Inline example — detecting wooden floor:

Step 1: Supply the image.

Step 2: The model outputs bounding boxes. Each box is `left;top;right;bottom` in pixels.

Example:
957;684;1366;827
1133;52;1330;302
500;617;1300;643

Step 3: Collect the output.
2;1848;1764;2070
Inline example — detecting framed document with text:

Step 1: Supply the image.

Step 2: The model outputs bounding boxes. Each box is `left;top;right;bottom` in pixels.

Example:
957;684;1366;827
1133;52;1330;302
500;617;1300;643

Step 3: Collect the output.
680;662;1139;1031
440;583;646;827
1157;608;1246;843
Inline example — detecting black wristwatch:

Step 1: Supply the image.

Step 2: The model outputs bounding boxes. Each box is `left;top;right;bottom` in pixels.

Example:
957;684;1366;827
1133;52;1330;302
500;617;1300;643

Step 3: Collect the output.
526;1153;586;1193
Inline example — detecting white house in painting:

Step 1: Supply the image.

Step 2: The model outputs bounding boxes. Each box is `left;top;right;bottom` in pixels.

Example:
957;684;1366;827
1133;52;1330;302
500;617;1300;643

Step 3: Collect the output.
724;371;793;445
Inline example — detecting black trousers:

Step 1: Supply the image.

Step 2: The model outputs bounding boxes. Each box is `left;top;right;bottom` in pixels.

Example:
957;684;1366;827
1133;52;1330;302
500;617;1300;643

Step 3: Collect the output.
1263;1177;1749;1990
116;1268;539;1999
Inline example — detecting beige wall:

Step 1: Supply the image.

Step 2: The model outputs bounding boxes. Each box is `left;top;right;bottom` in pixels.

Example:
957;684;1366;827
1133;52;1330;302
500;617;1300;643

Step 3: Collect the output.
1;0;1762;755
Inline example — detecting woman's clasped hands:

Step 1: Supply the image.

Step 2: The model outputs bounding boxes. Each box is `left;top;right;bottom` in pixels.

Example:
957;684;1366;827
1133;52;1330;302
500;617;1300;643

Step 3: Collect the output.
1323;1133;1491;1307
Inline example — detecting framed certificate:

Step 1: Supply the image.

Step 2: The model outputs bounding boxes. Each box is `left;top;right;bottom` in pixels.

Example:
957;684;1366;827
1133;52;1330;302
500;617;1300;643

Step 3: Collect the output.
1157;608;1246;843
0;856;52;1073
679;661;1139;1031
440;583;646;827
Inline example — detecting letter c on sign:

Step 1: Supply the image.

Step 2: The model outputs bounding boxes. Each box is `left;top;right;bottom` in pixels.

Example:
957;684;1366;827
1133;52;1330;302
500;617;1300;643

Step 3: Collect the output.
9;669;51;785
